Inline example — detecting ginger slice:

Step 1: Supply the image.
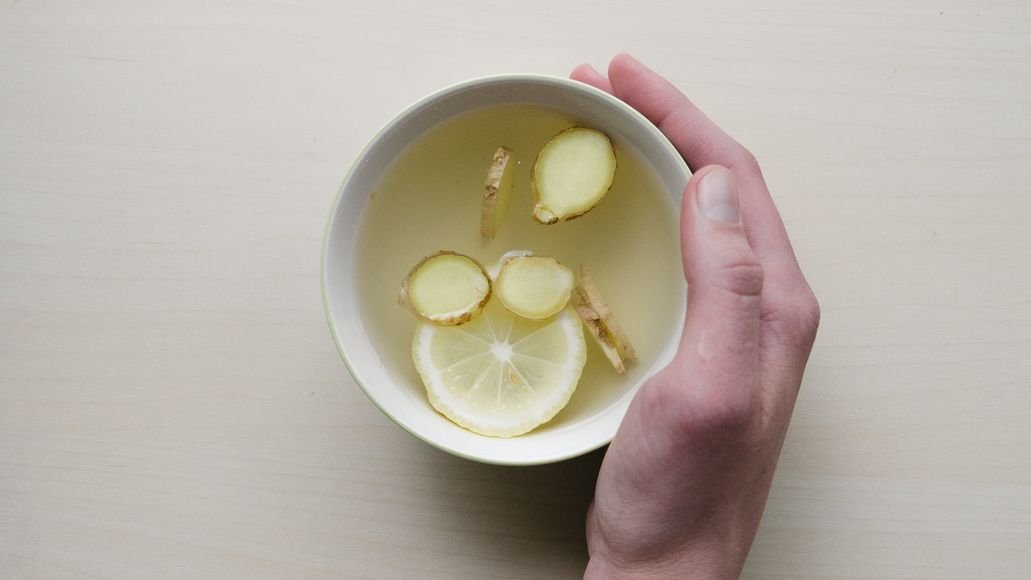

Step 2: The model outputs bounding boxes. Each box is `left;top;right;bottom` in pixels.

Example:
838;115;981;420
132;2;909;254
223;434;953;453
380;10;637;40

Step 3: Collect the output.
573;265;637;373
531;127;617;224
495;256;574;320
480;147;515;239
487;249;534;280
399;251;491;326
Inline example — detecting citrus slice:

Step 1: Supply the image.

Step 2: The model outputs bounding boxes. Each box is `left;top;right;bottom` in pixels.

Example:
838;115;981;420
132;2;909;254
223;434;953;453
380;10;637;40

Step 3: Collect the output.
412;297;587;437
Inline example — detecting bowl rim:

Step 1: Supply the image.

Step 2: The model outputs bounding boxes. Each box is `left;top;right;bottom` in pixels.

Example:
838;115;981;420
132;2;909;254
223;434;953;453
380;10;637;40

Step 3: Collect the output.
320;73;688;465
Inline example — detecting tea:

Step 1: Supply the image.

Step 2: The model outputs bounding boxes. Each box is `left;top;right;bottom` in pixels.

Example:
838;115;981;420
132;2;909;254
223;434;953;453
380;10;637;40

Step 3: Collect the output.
355;103;684;431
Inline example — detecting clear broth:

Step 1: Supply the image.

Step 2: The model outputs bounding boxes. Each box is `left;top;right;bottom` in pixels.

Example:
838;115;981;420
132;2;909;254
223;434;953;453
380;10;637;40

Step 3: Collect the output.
355;103;683;431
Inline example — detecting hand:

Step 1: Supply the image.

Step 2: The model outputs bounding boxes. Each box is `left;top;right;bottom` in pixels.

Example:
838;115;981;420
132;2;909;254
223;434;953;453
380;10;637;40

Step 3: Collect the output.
572;55;820;579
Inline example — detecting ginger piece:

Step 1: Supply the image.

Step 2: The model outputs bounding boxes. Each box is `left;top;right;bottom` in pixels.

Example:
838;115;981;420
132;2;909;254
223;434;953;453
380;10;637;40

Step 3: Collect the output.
495;256;574;320
399;251;491;326
480;147;515;239
573;265;637;373
487;249;534;280
531;127;617;224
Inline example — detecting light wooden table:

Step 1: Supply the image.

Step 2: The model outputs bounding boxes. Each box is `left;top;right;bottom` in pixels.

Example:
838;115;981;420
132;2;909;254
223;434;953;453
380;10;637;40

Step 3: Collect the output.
2;1;1029;578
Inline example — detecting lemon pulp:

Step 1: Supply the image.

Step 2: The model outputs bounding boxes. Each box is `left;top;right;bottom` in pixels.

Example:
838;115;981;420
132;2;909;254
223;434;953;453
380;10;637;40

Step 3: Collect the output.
412;298;586;437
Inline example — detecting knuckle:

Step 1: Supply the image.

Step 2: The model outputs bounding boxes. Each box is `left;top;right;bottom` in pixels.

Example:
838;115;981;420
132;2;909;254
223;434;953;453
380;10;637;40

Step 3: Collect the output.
690;393;755;434
800;288;821;332
767;285;821;345
789;287;821;338
714;257;764;298
728;145;763;178
645;375;755;441
742;150;763;177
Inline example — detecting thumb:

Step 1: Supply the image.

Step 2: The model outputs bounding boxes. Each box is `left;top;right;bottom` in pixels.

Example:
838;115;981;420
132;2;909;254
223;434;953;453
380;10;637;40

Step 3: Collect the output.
669;165;763;415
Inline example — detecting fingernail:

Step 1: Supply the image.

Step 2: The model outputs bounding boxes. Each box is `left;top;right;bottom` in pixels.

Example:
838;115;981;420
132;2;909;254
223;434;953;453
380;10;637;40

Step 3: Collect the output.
697;167;740;224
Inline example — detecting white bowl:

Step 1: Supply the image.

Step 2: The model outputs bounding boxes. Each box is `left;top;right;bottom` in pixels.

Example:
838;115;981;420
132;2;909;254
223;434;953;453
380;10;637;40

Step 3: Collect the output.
322;74;689;465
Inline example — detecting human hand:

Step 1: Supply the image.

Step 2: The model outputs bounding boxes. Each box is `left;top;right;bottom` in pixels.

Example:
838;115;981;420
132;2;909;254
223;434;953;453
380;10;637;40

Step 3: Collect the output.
572;55;820;579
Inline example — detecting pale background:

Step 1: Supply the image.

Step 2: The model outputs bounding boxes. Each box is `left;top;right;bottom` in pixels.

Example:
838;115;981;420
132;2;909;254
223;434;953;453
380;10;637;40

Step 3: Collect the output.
2;1;1029;578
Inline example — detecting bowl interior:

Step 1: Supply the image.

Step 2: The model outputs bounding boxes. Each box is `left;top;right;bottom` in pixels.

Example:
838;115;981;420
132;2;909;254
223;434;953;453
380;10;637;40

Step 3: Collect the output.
323;75;689;465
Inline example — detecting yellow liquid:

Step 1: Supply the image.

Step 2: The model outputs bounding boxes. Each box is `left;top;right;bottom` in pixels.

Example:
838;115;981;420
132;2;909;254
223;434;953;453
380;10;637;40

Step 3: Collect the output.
356;104;684;432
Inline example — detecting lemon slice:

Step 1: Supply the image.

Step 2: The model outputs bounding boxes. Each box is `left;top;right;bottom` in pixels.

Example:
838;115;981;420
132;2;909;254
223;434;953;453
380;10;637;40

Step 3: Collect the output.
412;297;587;437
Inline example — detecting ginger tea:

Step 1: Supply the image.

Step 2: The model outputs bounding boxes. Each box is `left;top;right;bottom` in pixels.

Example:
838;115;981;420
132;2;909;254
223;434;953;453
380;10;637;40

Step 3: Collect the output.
355;104;684;431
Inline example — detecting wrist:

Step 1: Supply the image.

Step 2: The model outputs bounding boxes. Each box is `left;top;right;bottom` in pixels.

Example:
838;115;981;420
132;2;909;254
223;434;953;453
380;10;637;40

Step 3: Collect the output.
585;514;752;580
585;540;744;580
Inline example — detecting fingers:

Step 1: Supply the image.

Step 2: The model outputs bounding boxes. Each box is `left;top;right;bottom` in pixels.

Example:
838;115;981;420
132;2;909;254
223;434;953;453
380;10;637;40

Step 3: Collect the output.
606;54;751;174
667;166;762;424
605;53;804;283
572;56;818;438
570;63;613;94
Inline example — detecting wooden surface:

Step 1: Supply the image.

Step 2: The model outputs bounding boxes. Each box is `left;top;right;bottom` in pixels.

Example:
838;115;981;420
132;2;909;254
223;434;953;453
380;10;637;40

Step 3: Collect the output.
2;1;1030;578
